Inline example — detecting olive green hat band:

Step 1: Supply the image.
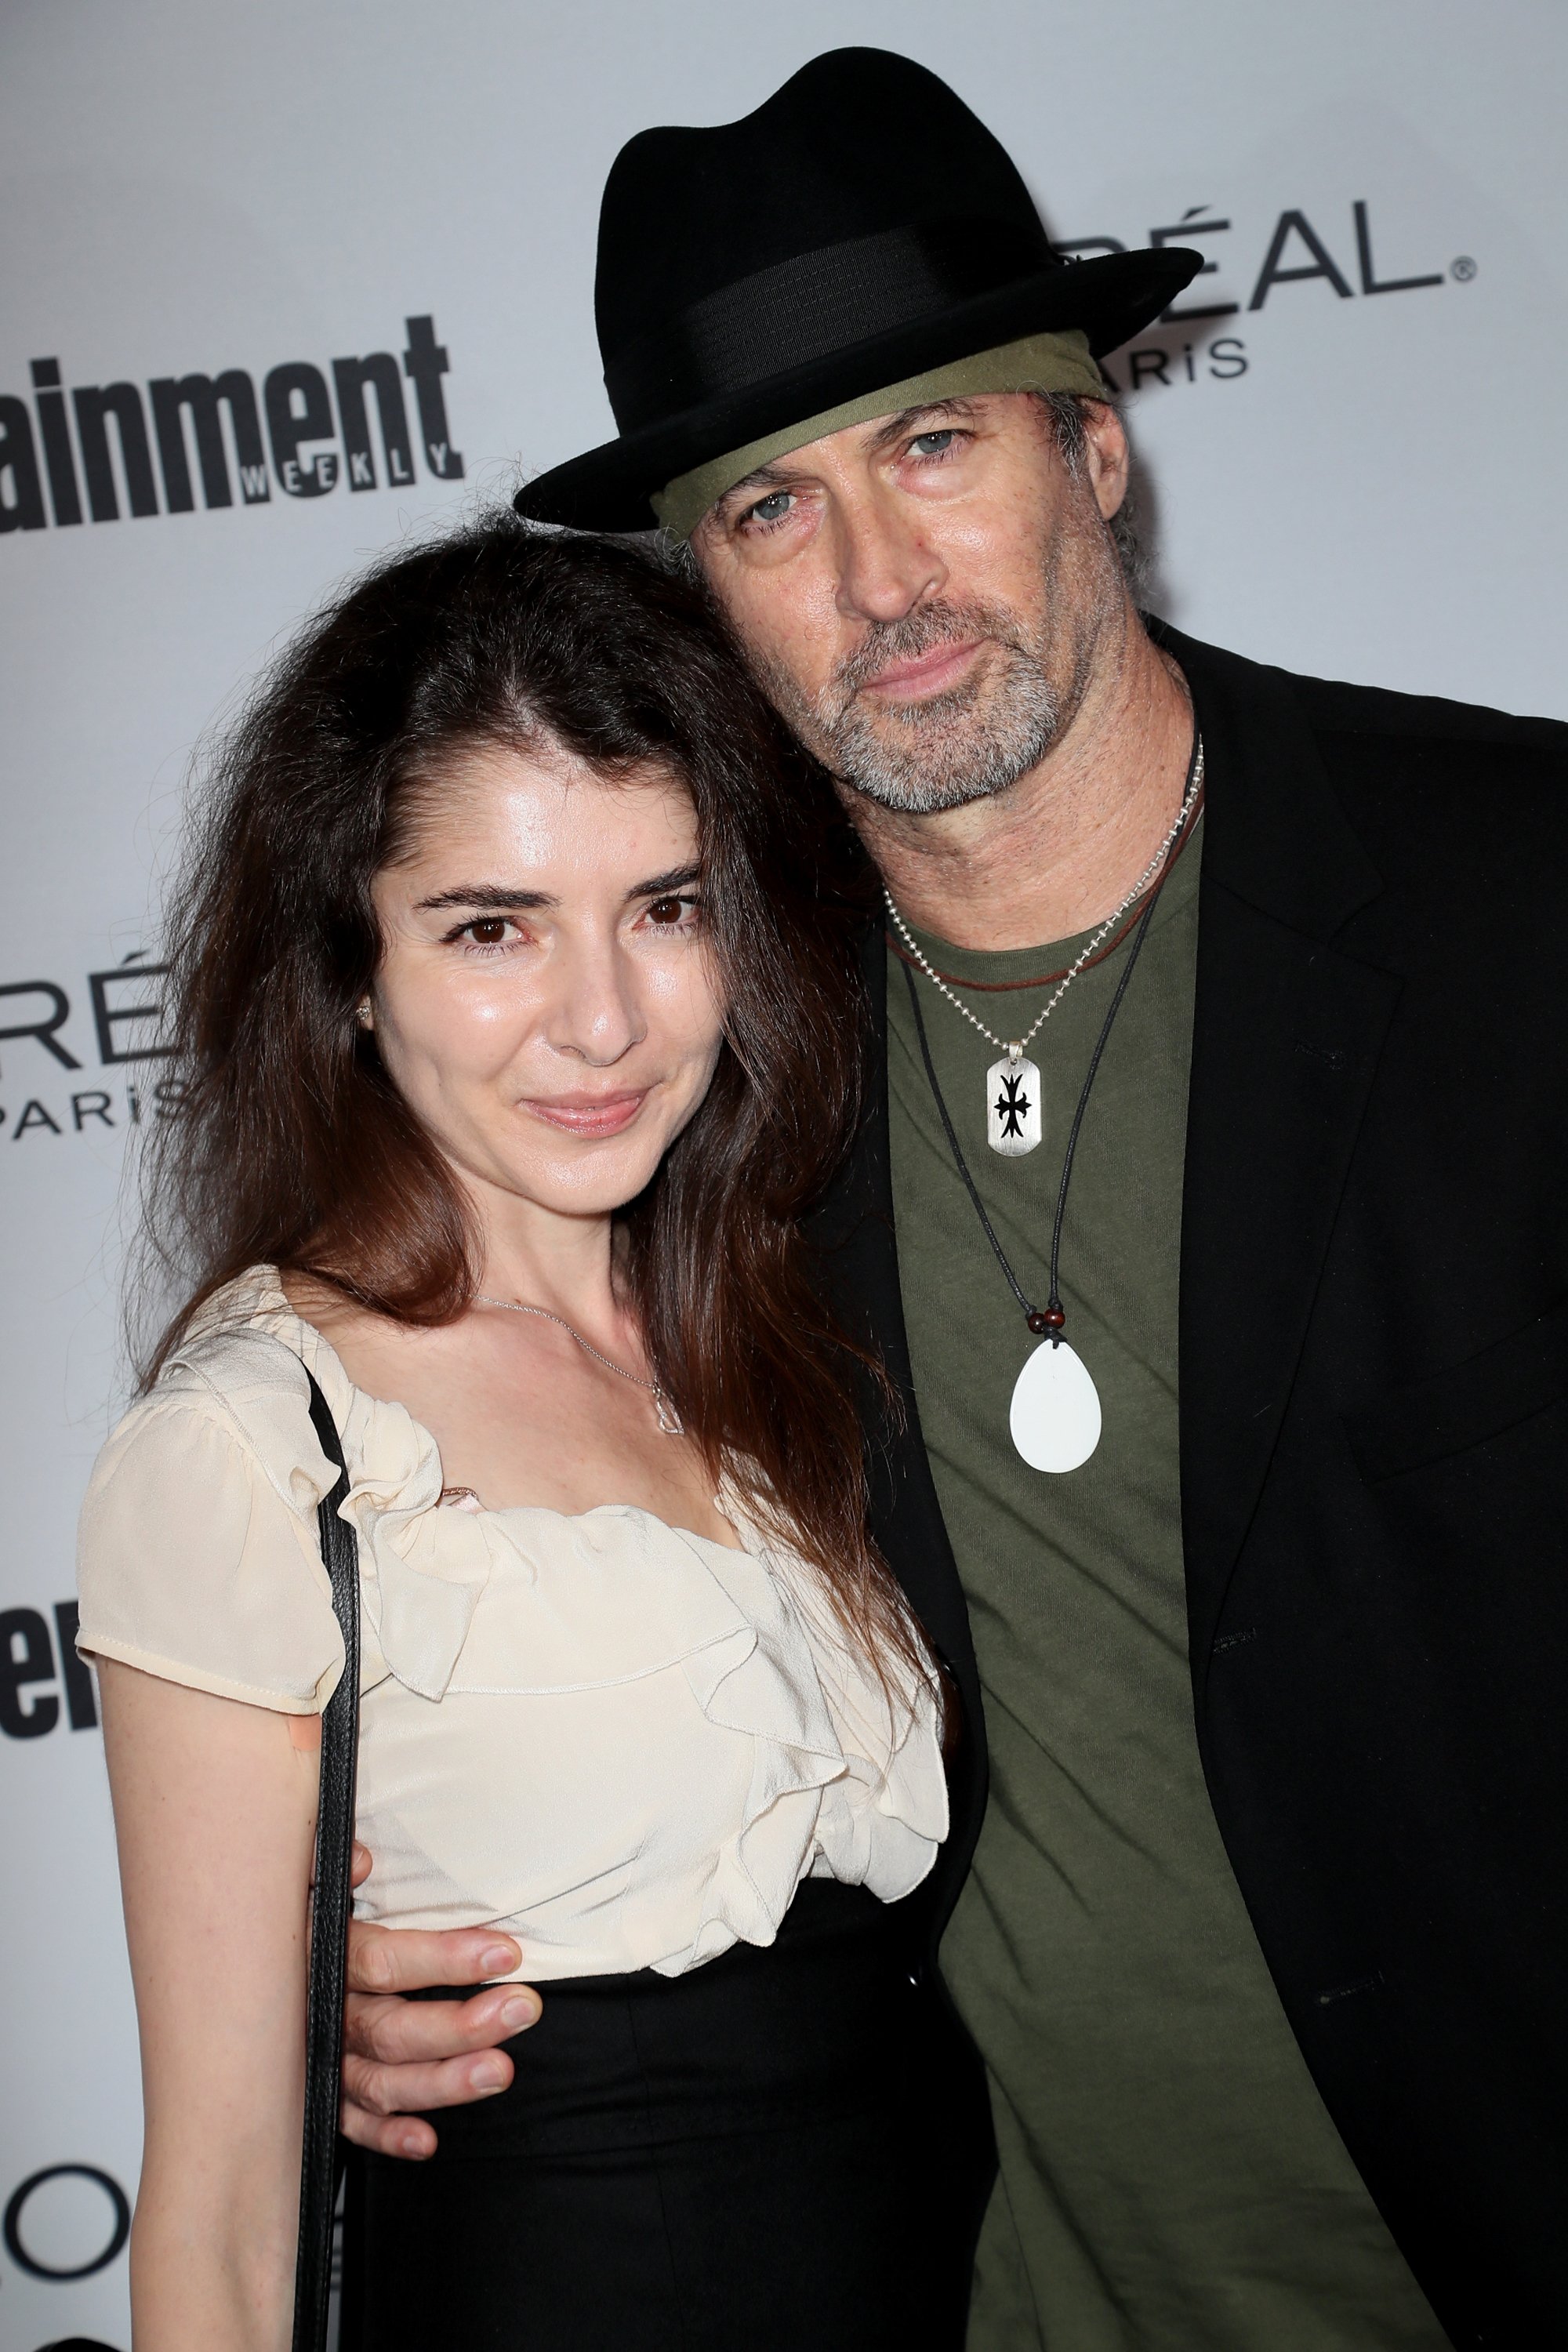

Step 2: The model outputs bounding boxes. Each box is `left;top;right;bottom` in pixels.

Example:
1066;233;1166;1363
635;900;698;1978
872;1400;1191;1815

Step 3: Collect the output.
650;328;1107;540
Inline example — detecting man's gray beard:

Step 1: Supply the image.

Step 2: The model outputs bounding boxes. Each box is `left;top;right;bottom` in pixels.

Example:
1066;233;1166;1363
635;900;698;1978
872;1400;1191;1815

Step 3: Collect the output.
760;599;1063;816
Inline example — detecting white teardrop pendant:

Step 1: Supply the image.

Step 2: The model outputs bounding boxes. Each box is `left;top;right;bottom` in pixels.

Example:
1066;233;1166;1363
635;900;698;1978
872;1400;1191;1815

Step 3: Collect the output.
1009;1337;1102;1472
986;1052;1042;1156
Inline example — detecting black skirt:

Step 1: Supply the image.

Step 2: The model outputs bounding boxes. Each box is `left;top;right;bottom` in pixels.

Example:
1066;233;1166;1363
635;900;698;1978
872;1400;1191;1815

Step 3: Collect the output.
343;1878;995;2350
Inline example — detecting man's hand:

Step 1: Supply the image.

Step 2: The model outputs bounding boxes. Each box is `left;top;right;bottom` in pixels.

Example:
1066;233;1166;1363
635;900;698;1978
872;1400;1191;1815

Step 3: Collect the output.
341;1844;540;2158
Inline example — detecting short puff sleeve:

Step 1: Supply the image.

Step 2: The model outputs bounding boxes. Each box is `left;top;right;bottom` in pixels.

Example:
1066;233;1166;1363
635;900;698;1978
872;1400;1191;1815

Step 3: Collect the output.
76;1334;346;1715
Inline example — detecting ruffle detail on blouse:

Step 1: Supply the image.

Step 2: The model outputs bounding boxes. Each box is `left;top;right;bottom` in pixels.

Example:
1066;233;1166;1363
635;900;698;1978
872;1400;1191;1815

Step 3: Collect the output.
422;1505;853;1974
664;1540;854;1973
329;1401;497;1703
713;1481;949;1907
438;1505;795;1696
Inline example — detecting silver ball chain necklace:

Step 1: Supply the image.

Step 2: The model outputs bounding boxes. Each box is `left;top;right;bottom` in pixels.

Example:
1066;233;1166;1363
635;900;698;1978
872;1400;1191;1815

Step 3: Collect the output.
891;738;1203;1475
884;739;1204;1158
475;1296;684;1436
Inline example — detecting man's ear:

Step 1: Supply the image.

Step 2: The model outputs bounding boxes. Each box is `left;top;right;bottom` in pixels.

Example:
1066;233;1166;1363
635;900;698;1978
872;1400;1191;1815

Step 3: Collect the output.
1081;400;1131;524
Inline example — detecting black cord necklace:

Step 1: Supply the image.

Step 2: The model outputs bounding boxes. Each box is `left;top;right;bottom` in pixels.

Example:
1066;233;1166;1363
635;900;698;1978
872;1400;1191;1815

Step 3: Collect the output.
898;786;1199;1472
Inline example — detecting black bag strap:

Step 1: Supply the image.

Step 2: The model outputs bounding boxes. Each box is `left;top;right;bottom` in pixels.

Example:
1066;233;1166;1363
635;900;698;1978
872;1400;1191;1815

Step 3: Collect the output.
292;1366;361;2352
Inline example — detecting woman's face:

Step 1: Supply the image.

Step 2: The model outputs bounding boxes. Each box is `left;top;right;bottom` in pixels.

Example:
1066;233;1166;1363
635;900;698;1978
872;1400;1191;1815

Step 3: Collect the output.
368;738;724;1224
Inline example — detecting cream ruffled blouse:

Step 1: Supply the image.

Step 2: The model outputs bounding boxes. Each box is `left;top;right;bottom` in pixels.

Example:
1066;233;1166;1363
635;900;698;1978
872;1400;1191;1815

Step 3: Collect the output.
76;1269;947;1981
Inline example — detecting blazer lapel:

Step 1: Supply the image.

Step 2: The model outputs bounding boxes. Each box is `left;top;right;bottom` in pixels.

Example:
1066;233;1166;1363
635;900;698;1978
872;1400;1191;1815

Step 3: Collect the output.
1162;628;1403;1692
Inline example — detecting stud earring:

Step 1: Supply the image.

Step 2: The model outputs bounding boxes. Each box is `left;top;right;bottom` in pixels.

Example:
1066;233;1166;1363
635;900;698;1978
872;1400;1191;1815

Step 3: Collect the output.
356;1000;373;1028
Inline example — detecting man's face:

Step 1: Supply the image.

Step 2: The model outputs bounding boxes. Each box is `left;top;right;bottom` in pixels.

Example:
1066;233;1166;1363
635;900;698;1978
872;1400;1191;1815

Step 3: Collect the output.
691;392;1132;816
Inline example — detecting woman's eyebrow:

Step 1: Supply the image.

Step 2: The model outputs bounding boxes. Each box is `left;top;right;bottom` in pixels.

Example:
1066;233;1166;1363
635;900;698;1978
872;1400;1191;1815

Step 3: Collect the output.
416;884;557;912
414;866;700;913
627;862;702;902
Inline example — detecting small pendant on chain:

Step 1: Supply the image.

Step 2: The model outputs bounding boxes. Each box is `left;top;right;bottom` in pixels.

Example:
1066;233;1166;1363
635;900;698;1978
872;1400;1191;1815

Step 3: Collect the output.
986;1051;1042;1156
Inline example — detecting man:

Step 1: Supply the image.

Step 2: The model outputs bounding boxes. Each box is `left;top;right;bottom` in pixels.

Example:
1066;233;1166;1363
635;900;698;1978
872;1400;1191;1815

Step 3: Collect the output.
336;50;1567;2349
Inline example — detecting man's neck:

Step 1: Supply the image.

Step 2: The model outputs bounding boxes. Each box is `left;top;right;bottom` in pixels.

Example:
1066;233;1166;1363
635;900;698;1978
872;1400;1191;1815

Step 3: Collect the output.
845;608;1193;953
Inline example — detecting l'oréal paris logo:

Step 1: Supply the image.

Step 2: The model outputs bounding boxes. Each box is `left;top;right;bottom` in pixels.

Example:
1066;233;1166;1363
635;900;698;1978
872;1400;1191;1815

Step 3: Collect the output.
1060;195;1473;395
0;314;462;535
0;950;182;1144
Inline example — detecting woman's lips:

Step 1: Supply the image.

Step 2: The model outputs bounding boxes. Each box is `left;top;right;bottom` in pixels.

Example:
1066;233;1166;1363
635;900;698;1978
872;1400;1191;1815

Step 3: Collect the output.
862;637;983;702
524;1089;648;1138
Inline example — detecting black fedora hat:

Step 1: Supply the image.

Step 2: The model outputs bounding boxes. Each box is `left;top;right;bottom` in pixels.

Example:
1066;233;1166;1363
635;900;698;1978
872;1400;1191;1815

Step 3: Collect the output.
516;47;1202;532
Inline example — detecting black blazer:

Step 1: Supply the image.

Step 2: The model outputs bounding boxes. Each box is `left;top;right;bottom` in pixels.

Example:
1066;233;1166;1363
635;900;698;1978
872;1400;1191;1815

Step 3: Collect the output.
809;625;1568;2351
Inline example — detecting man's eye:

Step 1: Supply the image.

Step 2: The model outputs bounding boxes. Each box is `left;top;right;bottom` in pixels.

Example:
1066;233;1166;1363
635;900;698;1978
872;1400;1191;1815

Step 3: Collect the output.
746;491;793;527
909;430;959;458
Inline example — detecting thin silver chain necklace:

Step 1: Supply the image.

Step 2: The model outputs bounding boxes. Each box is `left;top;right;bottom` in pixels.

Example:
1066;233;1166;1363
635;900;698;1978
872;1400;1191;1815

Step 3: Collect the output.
884;737;1203;1156
475;1295;684;1436
897;746;1200;1475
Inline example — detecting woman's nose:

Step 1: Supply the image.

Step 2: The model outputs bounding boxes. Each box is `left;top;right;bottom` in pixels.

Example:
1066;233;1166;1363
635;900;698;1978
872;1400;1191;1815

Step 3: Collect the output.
544;934;645;1066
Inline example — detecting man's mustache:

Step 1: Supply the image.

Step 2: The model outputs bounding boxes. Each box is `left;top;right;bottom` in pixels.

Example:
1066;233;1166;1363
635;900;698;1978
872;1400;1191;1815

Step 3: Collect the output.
829;598;1027;708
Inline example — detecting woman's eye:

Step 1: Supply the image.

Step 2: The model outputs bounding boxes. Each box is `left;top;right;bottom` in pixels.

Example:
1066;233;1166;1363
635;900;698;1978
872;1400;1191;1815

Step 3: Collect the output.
447;915;522;952
644;895;697;928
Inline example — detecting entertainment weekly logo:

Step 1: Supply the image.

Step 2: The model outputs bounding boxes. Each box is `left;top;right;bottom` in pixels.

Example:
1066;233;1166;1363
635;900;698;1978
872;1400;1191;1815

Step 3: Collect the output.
1;1599;96;1743
1060;194;1475;394
0;313;461;535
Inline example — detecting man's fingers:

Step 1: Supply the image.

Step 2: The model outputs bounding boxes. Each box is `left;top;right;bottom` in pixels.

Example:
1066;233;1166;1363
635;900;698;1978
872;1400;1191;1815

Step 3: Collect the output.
342;2045;517;2125
343;1984;540;2065
347;1916;522;1994
351;1840;374;1891
339;2100;438;2161
339;1911;534;2160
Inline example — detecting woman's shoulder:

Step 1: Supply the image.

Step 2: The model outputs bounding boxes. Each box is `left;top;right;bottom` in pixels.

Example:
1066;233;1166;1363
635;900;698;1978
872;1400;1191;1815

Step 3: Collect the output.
103;1265;341;1513
78;1267;352;1712
110;1264;446;1540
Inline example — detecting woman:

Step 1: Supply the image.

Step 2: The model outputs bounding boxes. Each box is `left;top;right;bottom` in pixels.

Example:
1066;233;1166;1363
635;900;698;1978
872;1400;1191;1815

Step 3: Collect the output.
77;519;993;2350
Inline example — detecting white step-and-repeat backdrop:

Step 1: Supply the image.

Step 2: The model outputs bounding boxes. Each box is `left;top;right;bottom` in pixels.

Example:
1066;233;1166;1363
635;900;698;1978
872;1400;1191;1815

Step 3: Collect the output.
2;1;1563;2342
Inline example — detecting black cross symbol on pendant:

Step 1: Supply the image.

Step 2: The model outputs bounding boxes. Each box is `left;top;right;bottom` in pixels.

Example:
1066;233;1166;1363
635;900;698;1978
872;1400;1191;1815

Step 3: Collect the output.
995;1070;1033;1139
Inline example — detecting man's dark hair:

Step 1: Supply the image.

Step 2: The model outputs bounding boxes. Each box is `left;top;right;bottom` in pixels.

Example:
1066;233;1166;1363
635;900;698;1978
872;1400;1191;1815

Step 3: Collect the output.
1033;390;1146;597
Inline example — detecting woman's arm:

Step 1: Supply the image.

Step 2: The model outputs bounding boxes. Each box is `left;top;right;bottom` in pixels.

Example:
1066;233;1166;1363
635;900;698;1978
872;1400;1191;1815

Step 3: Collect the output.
100;1657;320;2352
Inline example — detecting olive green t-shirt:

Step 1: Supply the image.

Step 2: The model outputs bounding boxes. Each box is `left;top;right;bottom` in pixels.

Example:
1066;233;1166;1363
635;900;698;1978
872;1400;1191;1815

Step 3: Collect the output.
886;827;1445;2350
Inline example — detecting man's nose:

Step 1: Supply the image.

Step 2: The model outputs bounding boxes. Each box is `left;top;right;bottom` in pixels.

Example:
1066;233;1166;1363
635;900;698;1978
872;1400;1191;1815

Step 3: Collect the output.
546;934;645;1066
832;485;946;624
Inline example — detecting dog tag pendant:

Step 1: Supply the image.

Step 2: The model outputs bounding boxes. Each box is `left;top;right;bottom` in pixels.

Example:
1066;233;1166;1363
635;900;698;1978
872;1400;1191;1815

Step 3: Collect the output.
1009;1337;1102;1472
987;1051;1041;1156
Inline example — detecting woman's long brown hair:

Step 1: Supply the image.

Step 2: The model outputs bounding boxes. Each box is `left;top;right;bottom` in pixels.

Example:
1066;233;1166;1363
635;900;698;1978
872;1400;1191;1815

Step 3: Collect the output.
140;517;930;1699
